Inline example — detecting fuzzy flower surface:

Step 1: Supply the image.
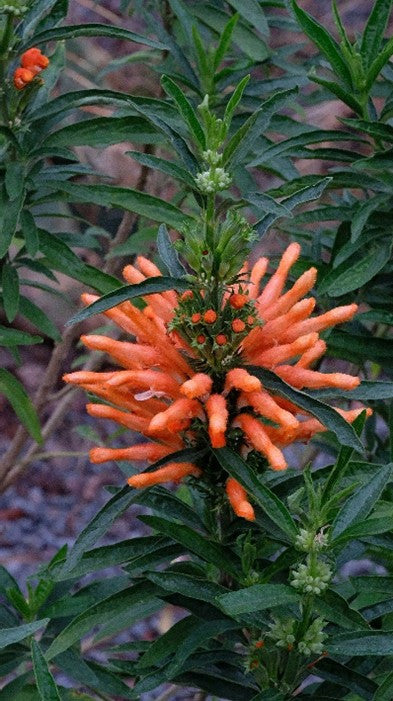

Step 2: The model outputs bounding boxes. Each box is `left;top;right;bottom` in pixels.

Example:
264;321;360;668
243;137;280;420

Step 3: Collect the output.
13;47;49;90
64;244;369;521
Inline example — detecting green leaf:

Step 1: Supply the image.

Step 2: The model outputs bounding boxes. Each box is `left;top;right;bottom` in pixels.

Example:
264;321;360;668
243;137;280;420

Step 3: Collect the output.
147;570;227;603
60;486;141;576
5;163;24;202
315;590;369;630
366;35;393;89
214;447;298;540
157;224;186;277
349;195;389;243
1;263;19;323
226;0;269;36
374;670;393;700
31;640;61;701
135;482;206;531
140;515;240;577
224;75;250;126
331;465;391;540
327;331;393;370
41;116;160;149
223;87;298;166
126;151;196;187
329;631;393;656
319;241;392;297
0;369;42;442
161;75;205;149
290;0;352;86
20;211;39;257
0;619;48;650
361;0;393;68
246;366;363;452
22;23;166;50
244;192;293;218
18;296;60;341
315;657;377;699
218;583;300;616
0;188;25;258
309;73;363;114
213;13;239;70
0;326;42;347
256;178;331;237
333;516;393;541
40;181;194;230
165;618;239;678
68;277;189;325
322;412;366;505
45;583;161;661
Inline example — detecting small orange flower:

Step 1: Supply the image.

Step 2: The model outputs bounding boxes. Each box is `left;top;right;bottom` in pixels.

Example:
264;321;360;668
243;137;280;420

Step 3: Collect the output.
21;47;49;73
13;67;35;90
65;247;368;521
232;319;245;333
204;309;217;324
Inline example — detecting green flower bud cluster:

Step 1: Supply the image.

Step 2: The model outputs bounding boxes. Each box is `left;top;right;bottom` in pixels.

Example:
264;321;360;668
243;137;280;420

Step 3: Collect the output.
195;166;231;194
295;527;329;553
202;149;222;166
268;617;327;657
291;557;332;595
0;0;28;14
297;617;327;656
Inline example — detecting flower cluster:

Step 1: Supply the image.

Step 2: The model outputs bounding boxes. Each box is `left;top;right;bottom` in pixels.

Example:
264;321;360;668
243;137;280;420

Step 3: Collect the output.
291;557;332;595
268;616;327;657
13;47;49;90
0;0;28;15
195;166;231;193
64;243;368;521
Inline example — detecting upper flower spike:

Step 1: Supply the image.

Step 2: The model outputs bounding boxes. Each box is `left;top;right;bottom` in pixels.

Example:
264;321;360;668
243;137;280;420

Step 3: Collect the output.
64;247;367;521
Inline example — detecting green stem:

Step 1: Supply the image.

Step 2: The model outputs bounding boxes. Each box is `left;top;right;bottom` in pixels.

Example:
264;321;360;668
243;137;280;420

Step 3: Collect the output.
0;13;14;124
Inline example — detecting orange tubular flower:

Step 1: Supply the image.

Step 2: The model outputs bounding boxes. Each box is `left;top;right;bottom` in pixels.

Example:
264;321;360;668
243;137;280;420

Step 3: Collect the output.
21;47;50;73
13;67;35;90
226;478;255;521
65;248;368;521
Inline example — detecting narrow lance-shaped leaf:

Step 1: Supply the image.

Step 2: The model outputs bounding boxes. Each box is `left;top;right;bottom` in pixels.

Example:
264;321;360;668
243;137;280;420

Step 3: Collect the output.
31;640;61;701
68;277;189;325
0;369;42;443
331;464;391;540
21;23;167;50
218;583;300;616
290;0;352;86
161;75;206;149
157;224;187;277
360;0;393;69
0;619;49;650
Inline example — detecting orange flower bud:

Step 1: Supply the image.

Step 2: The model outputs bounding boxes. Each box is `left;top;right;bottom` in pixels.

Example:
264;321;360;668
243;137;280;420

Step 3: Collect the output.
197;334;206;344
247;316;255;325
229;293;247;309
215;334;227;346
21;47;49;73
191;312;201;323
255;640;264;649
206;394;228;448
232;319;245;333
180;373;213;398
181;290;193;301
204;309;217;324
13;67;35;90
226;478;255;520
128;462;201;488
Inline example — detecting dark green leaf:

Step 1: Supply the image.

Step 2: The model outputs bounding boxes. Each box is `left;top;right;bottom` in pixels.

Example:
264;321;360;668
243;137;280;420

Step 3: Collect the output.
161;75;205;148
0;369;42;442
1;263;19;323
331;465;391;540
45;583;161;660
0;326;42;347
166;618;239;678
5;163;24;202
31;640;61;701
256;178;331;237
218;583;300;616
0;619;48;650
315;657;376;699
60;486;140;576
22;23;166;50
40;181;194;230
140;515;240;577
374;670;393;700
214;13;239;70
157;224;186;277
366;35;393;88
361;0;393;68
246;366;362;451
20;211;39;257
226;0;269;35
224;75;250;126
351;195;390;242
41;116;160;149
310;73;363;114
315;590;369;630
126;151;196;187
214;447;298;540
319;241;392;297
147;570;227;603
290;0;352;86
68;276;189;325
329;631;393;656
18;296;60;341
